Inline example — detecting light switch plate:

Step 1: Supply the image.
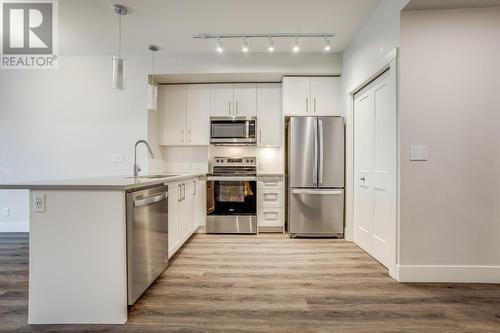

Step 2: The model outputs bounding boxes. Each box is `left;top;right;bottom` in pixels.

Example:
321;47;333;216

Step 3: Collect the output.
410;145;429;161
112;153;125;163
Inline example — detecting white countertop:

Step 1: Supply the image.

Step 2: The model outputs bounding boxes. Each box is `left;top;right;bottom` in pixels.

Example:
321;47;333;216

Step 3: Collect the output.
0;173;205;191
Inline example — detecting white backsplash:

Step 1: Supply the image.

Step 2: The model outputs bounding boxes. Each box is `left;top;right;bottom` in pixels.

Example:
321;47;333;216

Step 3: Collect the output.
161;146;209;173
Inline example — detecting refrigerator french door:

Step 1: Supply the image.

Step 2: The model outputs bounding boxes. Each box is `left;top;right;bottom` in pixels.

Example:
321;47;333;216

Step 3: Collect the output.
288;116;344;238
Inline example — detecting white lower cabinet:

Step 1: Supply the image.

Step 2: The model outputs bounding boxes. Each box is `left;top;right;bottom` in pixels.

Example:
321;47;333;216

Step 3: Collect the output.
257;177;284;232
168;177;203;259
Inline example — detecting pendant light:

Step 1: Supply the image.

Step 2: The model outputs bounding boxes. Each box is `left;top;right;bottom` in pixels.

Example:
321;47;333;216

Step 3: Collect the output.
148;45;159;111
112;4;127;89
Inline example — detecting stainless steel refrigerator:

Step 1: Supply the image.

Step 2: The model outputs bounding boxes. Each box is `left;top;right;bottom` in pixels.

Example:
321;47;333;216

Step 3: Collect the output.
287;116;344;238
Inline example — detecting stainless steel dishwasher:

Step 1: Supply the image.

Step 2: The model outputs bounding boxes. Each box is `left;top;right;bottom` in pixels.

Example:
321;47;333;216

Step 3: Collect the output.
126;184;168;305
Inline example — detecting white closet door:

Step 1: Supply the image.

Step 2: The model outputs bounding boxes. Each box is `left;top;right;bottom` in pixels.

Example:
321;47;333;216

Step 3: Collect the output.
159;85;186;145
354;69;396;270
186;84;210;145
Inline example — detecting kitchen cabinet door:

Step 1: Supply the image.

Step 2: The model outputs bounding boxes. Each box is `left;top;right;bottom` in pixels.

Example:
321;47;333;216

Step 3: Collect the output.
160;85;187;145
257;83;282;146
233;83;257;116
282;77;310;116
310;77;341;116
211;84;234;116
186;84;210;145
168;182;181;258
180;182;192;241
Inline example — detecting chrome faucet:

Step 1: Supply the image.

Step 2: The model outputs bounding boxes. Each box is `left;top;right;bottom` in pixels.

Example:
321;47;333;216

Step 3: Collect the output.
133;140;155;178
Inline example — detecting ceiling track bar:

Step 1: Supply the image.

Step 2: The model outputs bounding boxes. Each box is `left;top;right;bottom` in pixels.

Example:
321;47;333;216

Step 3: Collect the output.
193;33;335;39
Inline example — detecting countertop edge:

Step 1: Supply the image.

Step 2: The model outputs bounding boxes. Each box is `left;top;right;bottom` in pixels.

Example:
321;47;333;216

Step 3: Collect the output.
0;174;205;191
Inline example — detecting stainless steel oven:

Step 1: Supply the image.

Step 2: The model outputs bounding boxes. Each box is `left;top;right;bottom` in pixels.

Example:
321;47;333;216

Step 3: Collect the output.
206;157;257;234
210;116;256;144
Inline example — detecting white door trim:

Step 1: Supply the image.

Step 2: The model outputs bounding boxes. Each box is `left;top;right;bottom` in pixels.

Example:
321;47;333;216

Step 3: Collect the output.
345;48;400;279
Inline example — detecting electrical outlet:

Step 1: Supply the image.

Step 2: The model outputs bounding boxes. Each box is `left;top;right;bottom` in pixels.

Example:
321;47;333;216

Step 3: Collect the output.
33;193;46;213
2;208;9;216
112;153;125;163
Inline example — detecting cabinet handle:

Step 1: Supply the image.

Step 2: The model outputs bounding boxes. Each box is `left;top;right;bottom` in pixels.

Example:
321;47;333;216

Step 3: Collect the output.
228;101;231;115
314;98;316;113
235;101;238;114
193;180;196;195
182;183;186;200
178;184;182;202
306;98;308;113
188;129;191;143
259;129;262;144
180;129;184;143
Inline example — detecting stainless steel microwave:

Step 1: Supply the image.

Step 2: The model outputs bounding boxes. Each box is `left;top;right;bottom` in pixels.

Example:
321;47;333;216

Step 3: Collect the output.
210;116;256;144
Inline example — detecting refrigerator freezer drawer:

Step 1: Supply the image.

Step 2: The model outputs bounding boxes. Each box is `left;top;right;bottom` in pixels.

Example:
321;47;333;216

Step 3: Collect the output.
288;188;344;238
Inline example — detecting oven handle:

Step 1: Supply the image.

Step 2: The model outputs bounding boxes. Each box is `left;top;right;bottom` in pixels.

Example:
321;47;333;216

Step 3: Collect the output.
206;176;257;181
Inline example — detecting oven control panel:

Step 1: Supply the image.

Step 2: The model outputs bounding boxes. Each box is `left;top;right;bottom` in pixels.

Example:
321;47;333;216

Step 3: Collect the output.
213;157;256;166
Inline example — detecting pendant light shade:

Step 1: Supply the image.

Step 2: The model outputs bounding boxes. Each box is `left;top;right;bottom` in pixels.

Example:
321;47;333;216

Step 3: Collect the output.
147;45;159;110
112;56;126;89
112;4;127;89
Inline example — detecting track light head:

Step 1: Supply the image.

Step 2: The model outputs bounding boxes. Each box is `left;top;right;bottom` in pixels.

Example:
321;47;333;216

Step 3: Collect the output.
293;36;299;53
324;36;331;51
268;36;274;52
242;37;249;53
216;37;223;53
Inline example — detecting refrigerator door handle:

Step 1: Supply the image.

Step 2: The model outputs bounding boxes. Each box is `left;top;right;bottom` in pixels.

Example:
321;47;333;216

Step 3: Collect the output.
313;119;318;185
292;189;343;195
318;119;324;184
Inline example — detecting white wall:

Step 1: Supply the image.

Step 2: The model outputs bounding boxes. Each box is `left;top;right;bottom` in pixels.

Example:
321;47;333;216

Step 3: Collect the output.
398;7;500;282
341;0;408;240
0;52;341;232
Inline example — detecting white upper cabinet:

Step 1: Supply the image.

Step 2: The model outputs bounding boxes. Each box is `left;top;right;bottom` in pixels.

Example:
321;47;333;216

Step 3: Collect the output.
282;77;311;116
160;85;187;145
233;83;257;116
186;84;210;145
310;77;341;116
257;83;282;146
211;84;234;116
282;76;341;116
211;83;257;117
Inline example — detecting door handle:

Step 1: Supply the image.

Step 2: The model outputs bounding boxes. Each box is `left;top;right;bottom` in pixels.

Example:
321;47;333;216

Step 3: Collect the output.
318;119;324;184
292;189;343;195
313;119;318;184
134;192;167;207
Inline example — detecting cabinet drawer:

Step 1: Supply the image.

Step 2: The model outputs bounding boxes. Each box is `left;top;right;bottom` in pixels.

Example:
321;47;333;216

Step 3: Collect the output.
258;178;283;190
258;208;283;227
258;189;283;207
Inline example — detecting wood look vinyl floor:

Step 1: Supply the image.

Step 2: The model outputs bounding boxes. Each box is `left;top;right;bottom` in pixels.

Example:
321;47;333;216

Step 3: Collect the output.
1;233;499;333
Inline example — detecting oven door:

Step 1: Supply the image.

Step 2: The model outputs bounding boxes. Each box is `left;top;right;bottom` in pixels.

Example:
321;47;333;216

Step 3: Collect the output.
206;177;257;233
210;118;256;144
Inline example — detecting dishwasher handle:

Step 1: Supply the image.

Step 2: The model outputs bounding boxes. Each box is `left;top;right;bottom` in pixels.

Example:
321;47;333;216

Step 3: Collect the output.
134;192;168;207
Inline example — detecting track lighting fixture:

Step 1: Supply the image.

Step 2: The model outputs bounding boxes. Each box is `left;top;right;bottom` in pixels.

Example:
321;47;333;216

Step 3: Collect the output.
216;37;223;53
324;36;331;51
268;36;274;52
242;37;249;53
193;33;335;53
293;36;299;53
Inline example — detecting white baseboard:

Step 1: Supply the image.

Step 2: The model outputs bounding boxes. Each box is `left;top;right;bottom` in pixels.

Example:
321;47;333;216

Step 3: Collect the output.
0;221;29;232
396;264;500;283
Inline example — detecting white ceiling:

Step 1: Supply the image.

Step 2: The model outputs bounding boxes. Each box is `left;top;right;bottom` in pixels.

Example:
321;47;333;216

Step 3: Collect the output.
404;0;500;11
58;0;381;55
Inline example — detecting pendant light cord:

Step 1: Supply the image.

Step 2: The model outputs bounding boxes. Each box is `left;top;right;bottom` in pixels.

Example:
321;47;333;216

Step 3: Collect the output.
118;14;122;58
